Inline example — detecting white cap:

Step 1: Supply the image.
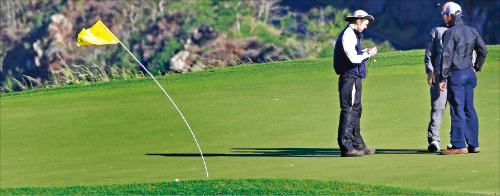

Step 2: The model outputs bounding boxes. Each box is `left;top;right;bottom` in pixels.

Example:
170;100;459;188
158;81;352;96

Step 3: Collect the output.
441;3;462;15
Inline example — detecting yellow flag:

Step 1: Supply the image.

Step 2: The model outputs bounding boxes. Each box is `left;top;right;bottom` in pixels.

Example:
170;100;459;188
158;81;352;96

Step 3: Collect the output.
77;20;120;47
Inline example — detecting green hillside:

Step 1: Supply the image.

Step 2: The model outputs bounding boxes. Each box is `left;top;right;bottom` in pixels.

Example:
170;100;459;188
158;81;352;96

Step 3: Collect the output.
1;46;499;194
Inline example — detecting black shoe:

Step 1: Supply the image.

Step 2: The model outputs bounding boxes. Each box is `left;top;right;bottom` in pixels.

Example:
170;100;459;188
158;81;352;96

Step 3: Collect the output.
428;141;441;152
342;150;364;157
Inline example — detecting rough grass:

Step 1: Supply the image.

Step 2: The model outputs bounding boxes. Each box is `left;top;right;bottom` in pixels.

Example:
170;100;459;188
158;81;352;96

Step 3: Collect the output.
0;179;477;195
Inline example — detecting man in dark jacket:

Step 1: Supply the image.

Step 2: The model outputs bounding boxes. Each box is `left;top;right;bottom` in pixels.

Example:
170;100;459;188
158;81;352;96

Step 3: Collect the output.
438;3;488;155
333;10;377;157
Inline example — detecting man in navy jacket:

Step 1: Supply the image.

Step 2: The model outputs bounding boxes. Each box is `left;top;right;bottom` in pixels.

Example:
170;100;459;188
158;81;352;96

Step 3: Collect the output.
438;3;488;155
333;10;377;157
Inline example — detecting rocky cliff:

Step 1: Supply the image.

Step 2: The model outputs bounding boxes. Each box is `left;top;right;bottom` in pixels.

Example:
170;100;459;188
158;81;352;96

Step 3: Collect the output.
0;0;284;87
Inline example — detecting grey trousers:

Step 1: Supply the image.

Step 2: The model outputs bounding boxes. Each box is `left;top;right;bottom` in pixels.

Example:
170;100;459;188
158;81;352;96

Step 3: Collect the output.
428;85;447;144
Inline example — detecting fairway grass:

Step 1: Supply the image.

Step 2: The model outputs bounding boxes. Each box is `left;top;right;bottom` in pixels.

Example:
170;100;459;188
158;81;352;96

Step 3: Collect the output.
1;46;499;194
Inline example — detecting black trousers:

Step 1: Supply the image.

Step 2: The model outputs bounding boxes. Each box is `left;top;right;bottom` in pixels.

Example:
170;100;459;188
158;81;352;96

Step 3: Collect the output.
337;73;366;155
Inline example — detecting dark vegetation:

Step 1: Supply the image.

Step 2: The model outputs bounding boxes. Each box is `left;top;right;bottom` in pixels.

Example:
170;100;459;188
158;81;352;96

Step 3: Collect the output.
1;0;497;93
1;0;391;93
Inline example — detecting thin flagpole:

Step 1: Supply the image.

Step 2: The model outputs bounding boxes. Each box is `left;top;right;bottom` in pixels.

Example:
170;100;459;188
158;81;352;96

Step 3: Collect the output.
119;41;209;178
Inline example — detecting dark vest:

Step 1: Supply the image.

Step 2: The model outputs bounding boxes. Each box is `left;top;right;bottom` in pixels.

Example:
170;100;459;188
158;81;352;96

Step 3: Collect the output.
333;25;367;78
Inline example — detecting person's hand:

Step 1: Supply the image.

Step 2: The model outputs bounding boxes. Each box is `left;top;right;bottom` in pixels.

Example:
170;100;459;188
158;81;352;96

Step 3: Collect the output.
367;47;377;57
439;82;446;91
427;72;435;87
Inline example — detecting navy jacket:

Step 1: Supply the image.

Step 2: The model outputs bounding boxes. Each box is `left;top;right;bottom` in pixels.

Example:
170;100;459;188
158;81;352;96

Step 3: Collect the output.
440;14;488;82
333;24;370;78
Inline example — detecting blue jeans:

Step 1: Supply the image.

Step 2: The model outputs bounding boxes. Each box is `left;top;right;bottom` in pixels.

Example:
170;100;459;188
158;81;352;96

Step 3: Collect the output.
447;68;479;149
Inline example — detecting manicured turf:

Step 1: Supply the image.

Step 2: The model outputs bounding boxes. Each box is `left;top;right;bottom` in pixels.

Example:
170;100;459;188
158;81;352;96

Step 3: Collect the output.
0;179;477;195
1;46;499;194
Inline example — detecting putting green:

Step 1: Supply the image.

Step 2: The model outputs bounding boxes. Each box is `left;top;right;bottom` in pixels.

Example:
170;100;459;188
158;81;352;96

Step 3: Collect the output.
1;47;498;194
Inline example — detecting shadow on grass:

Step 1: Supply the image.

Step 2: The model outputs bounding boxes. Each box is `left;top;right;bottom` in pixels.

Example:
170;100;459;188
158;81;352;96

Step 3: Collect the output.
146;148;436;158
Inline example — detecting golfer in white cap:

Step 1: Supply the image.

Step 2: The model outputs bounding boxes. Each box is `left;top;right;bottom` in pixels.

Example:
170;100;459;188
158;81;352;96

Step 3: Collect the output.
333;10;377;157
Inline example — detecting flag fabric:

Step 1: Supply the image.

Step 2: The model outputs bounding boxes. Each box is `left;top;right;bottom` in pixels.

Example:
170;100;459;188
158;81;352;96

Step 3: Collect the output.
77;20;120;47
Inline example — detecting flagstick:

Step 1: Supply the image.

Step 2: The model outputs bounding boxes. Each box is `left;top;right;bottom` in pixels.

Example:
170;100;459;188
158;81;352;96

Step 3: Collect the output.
119;42;209;178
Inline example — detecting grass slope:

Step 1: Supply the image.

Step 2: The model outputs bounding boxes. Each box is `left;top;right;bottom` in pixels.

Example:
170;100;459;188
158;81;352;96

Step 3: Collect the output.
0;179;476;195
1;46;499;194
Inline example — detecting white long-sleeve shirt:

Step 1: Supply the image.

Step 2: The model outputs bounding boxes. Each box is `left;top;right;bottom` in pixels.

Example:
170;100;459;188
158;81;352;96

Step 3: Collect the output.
342;24;370;64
